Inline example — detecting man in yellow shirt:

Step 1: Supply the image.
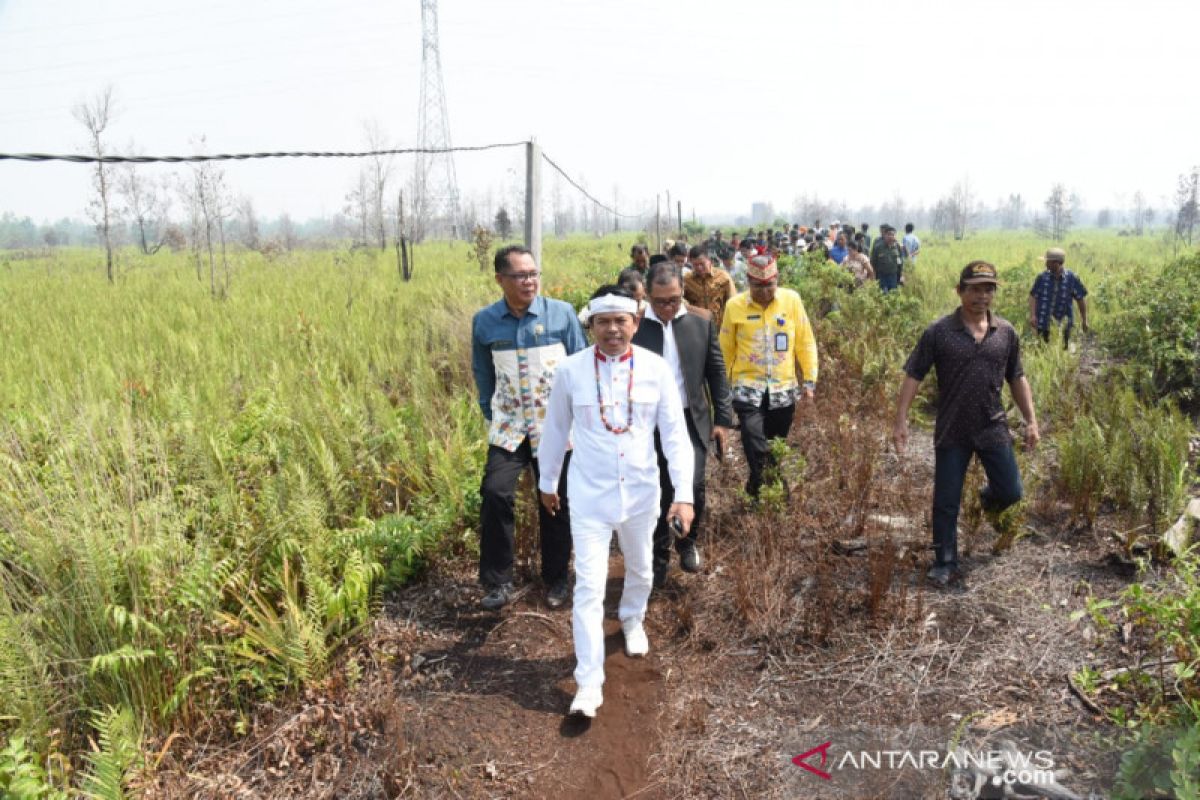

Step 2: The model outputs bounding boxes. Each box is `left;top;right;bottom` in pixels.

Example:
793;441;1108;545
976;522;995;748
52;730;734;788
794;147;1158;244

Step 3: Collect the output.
719;255;818;498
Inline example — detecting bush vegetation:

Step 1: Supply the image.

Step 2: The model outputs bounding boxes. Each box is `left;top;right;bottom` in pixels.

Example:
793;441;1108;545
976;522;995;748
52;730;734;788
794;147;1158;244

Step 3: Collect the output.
0;231;1195;794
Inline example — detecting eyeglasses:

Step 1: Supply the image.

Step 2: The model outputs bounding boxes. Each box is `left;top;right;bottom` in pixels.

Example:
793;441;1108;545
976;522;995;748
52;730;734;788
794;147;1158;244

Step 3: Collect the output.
502;271;541;283
649;295;683;307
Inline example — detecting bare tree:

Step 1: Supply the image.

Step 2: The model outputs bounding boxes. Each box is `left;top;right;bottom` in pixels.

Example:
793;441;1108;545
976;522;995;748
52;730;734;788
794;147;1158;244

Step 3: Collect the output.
406;170;430;243
238;198;261;250
344;169;370;246
177;174;204;280
1044;183;1074;241
1000;194;1025;229
116;159;169;255
1130;191;1148;235
792;193;834;228
73;87;119;281
362;121;393;250
946;179;973;240
278;213;297;252
186;153;233;299
1175;166;1199;248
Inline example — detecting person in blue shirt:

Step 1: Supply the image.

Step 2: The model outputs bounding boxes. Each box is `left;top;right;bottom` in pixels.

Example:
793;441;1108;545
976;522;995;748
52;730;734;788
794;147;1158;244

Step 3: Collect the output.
1027;247;1089;348
902;223;921;271
829;232;849;265
471;245;588;610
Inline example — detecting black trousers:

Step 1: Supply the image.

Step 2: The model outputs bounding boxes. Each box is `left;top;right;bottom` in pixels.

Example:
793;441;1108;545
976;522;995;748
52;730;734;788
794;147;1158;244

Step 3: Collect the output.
1038;324;1072;348
734;395;796;497
478;438;571;588
652;410;708;577
932;444;1023;568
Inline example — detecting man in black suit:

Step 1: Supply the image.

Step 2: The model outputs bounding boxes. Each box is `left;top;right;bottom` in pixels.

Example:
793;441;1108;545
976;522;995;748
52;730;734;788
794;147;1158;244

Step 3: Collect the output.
632;261;735;587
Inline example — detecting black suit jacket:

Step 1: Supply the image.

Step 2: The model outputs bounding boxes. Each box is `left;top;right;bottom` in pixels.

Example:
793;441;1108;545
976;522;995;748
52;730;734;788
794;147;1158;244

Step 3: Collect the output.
632;311;734;449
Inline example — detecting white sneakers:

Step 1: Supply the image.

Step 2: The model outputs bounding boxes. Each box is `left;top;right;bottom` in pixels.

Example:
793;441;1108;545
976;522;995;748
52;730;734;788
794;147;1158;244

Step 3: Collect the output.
570;685;603;717
623;622;649;657
569;623;650;717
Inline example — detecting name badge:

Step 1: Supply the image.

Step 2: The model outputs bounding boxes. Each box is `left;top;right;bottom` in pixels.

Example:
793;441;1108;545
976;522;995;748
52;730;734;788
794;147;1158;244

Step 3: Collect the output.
774;333;788;352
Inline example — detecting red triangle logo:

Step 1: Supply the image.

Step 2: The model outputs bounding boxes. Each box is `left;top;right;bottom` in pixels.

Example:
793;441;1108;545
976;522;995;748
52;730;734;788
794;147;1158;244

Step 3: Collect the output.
792;741;833;780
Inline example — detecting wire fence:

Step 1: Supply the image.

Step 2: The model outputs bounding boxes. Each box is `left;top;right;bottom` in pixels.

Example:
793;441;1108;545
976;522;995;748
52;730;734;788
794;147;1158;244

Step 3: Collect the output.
0;142;526;165
0;140;648;222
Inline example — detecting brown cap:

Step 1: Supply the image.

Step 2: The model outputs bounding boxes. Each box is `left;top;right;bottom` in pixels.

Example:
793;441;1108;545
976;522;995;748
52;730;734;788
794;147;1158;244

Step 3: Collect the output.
959;261;999;286
746;255;778;282
1043;247;1066;263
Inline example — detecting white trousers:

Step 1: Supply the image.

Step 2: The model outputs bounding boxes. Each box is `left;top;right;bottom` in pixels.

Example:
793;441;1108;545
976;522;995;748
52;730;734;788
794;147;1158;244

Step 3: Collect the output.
570;509;657;689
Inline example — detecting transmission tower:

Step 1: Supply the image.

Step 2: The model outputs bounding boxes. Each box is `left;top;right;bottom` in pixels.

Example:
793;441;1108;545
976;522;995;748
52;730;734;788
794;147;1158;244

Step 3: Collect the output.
414;0;463;239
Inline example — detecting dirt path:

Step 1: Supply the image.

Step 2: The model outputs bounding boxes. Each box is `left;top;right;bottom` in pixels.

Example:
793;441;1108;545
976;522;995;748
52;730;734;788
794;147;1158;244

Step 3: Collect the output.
152;415;1138;799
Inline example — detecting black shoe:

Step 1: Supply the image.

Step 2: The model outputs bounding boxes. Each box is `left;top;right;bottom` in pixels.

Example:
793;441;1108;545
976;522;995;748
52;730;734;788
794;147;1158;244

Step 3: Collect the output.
925;565;962;589
678;541;702;573
481;583;514;610
546;579;570;609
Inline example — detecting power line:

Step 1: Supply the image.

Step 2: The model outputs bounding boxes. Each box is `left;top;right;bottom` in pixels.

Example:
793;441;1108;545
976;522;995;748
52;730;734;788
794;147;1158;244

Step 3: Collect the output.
0;139;646;220
541;151;643;220
0;142;528;165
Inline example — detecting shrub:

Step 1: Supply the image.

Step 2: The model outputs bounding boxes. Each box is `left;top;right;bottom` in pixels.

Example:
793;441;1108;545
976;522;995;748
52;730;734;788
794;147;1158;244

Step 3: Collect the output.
1105;253;1200;406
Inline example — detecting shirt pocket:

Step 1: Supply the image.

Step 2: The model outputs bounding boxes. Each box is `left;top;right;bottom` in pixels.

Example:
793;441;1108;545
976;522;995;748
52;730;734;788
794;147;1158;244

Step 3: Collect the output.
630;385;660;428
569;381;600;428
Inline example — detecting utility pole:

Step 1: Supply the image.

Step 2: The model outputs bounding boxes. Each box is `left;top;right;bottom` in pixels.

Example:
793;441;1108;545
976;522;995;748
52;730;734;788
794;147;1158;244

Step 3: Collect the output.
414;0;463;239
524;139;542;266
677;200;682;239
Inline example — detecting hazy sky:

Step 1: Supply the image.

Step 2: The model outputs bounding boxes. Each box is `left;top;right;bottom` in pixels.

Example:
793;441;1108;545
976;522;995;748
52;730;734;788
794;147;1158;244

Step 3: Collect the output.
0;0;1196;223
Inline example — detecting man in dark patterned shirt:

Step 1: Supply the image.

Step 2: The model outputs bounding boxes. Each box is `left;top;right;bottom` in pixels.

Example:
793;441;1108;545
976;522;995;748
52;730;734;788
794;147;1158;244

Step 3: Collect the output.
1028;247;1089;347
892;261;1040;587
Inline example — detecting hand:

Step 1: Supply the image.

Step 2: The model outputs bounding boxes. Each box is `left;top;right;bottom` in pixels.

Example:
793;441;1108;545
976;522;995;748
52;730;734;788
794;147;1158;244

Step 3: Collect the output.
668;502;694;534
1024;421;1040;451
1028;316;1037;331
892;419;909;454
1080;321;1089;334
801;387;815;405
712;426;730;458
540;491;561;516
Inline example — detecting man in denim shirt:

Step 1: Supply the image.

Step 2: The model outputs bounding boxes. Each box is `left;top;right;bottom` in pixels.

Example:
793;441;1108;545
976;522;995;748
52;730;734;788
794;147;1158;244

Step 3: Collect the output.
1028;247;1089;348
471;245;588;610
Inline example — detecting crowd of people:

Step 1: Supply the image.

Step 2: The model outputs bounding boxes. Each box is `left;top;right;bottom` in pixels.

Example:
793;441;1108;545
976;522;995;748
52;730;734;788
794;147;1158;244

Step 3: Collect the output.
640;220;926;294
470;233;1089;718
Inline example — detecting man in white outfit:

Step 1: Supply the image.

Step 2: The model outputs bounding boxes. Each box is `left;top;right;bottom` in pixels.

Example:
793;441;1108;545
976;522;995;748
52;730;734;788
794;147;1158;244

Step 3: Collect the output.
538;285;696;718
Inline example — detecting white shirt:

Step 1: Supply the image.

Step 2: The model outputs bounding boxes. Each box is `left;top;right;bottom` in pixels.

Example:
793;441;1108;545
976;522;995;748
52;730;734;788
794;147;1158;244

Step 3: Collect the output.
644;302;689;409
538;345;694;525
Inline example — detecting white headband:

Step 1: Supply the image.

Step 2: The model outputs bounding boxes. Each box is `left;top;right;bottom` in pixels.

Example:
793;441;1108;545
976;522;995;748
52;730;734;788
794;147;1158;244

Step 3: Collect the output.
587;295;639;316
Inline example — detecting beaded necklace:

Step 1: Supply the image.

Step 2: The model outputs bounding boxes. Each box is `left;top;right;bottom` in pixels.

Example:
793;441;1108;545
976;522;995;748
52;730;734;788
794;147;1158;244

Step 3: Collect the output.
593;346;634;434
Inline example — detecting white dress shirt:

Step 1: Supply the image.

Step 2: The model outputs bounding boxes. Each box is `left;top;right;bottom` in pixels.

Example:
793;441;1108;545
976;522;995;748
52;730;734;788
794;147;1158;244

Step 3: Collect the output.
643;302;689;409
538;344;694;525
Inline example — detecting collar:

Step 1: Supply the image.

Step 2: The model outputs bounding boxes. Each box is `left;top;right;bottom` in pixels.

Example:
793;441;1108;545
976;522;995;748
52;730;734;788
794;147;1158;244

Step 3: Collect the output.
747;293;778;312
594;345;633;364
952;308;997;330
502;295;541;319
645;302;687;326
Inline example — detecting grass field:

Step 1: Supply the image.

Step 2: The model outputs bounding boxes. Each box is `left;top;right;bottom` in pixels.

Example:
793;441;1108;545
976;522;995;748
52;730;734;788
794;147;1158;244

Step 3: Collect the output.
0;231;1196;796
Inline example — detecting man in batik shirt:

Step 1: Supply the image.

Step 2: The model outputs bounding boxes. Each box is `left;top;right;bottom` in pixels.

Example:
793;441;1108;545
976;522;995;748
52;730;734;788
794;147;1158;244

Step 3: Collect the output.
471;245;588;611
